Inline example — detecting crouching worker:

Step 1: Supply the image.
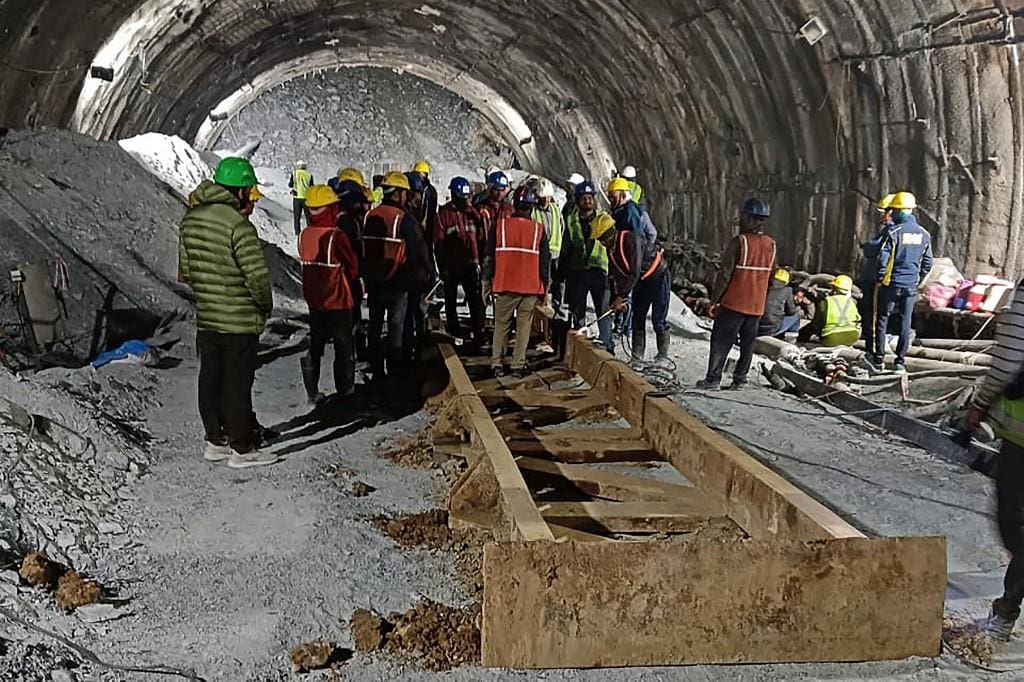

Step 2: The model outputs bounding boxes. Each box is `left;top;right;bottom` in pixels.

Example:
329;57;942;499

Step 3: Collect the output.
482;187;551;378
798;275;861;347
298;185;359;404
593;213;671;367
758;268;801;338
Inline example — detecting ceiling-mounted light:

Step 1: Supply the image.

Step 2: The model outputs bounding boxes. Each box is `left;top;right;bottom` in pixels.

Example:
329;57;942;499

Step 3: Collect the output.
798;16;829;46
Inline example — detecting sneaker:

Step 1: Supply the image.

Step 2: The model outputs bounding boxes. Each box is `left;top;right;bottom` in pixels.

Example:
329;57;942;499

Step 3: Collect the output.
203;441;232;462
986;610;1016;641
695;379;721;390
893;363;908;374
227;449;280;469
628;358;647;371
535;343;555;354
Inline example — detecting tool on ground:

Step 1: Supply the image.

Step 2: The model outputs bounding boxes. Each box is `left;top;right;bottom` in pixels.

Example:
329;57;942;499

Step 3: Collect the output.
577;308;615;333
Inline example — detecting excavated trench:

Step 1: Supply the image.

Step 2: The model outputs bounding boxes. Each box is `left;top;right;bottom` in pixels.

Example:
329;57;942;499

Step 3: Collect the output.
2;0;1023;281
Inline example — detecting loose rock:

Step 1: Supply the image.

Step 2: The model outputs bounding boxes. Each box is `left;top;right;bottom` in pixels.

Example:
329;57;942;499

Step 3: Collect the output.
54;571;101;610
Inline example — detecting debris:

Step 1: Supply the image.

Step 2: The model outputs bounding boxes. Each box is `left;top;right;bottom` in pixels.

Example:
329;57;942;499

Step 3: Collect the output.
289;641;350;673
350;608;389;652
75;602;130;624
351;481;376;497
943;617;994;667
19;551;63;589
385;599;480;670
53;571;101;610
381;431;435;468
373;510;451;549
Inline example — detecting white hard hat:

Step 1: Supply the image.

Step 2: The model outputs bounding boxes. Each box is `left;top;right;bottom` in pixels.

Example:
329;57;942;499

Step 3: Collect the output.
297;161;307;168
538;179;555;198
567;172;585;186
621;165;637;179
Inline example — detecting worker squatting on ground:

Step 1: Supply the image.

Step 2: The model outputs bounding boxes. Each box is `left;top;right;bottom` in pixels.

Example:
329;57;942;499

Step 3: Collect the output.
864;192;933;373
797;275;862;347
482;186;551;377
758;269;800;338
966;281;1024;641
561;181;613;351
858;193;897;351
698;199;777;390
178;157;278;468
593;213;671;366
289;161;313;236
434;177;486;342
362;172;426;383
298;185;360;404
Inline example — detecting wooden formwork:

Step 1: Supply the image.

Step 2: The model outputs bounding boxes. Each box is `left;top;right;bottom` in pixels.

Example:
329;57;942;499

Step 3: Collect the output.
433;334;947;669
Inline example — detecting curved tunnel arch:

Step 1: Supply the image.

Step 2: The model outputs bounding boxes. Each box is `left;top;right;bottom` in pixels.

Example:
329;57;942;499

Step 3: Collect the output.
2;0;1022;278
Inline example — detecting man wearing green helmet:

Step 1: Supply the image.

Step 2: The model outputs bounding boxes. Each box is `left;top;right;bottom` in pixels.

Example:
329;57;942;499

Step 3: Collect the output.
178;157;277;469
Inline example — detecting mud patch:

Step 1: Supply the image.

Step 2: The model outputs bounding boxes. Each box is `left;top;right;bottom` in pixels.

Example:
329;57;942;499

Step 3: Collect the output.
373;510;451;549
943;617;994;667
19;551;102;611
349;600;480;670
351;608;389;652
289;641;351;673
381;431;435;469
19;551;65;589
351;481;376;497
54;571;101;610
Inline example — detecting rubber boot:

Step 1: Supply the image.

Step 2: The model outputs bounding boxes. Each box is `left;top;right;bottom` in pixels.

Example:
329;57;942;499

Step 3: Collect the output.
654;330;671;367
629;329;646;368
300;355;321;404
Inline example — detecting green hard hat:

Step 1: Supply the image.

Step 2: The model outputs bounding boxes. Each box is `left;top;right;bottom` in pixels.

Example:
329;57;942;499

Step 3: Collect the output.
213;157;258;188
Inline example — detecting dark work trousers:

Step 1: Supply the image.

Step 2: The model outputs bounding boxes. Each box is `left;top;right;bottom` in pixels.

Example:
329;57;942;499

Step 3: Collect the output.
858;282;876;354
196;330;259;453
350;278;367;361
704;306;760;385
367;290;408;379
309;309;355;396
566;268;612;351
995;440;1024;621
632;270;671;335
403;287;427;356
443;264;485;338
872;285;916;363
292;198;310;235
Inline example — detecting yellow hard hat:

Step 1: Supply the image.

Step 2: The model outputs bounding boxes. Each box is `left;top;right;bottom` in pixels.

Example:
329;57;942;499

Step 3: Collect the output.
832;274;854;293
890;191;917;210
589;213;616;241
381;171;411;191
412;160;431;174
249;186;264;202
607;177;632;193
773;268;791;284
338;167;367;187
305;184;339;209
877;193;895;212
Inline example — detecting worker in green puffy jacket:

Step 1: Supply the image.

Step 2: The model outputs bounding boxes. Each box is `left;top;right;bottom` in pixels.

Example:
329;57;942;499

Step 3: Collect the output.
178;157;277;469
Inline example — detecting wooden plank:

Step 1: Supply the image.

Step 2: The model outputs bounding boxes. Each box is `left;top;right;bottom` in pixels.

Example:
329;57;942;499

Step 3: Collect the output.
482;388;603;409
564;334;864;540
438;341;554;542
482;536;947;668
547;523;611;543
507;429;659;463
538;501;733;534
515;456;692;501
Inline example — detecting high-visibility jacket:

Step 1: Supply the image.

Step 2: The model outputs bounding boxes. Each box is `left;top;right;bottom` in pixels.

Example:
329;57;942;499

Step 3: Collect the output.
492;217;546;295
435;202;481;270
563;210;608;273
533;203;563;258
627;180;645;205
820;294;861;347
479;199;514;250
299;226;358;311
720;232;776;317
291;169;312;200
362;204;408;286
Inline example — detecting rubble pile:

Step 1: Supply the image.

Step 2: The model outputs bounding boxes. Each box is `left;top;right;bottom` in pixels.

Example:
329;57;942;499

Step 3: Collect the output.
349;599;480;671
215;67;511;199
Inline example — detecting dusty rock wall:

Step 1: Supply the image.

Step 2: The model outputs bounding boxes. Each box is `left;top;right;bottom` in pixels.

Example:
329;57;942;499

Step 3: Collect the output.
1;1;1021;279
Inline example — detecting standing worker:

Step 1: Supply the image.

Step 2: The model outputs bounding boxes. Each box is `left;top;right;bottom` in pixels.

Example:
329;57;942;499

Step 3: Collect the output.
402;171;434;358
482;186;551;378
859;193;895;357
362;172;424;384
289;161;313;235
335;180;373;361
797;275;862;347
619;165;645;207
563;173;585;220
593;213;671;366
534;179;564;350
865;191;933;373
698;198;777;390
561;181;612;351
410;160;439;231
435;177;486;342
178;157;277;468
478;170;513;253
298;185;360;403
965;281;1024;641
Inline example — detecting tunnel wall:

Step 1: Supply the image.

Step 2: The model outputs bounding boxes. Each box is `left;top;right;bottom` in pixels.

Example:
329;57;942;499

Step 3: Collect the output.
1;0;1021;280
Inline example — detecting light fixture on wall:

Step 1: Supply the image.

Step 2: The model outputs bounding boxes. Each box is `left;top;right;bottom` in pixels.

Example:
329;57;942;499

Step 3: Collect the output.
89;65;114;81
798;16;829;46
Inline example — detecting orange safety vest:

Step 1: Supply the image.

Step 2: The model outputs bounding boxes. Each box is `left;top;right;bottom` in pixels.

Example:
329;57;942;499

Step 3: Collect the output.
720;232;776;316
299;227;355;311
493;217;545;295
362;204;407;284
611;230;663;281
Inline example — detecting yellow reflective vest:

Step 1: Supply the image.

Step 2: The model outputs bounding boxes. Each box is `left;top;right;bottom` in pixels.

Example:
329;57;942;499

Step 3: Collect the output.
291;169;312;200
821;294;861;347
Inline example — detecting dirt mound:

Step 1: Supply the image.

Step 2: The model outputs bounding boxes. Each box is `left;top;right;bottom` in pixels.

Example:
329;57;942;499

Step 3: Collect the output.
289;641;351;673
19;551;64;589
54;571;101;610
381;431;435;468
373;510;451;549
943;617;994;667
350;600;480;670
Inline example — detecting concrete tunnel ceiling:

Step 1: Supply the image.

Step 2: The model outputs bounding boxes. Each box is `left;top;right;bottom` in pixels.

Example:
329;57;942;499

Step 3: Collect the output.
2;0;1024;279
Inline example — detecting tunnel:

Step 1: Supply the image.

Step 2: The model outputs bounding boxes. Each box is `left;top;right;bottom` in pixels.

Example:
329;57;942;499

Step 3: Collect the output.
2;0;1023;281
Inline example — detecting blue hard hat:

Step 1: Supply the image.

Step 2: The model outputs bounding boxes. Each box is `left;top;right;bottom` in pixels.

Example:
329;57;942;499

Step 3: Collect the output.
487;171;509;190
404;172;425;193
449;177;472;198
513;186;538;209
742;198;771;218
574;181;596;199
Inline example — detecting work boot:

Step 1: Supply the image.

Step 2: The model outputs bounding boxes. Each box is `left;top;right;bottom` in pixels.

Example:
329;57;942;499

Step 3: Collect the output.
300;355;321;404
511;367;529;379
630;330;646;367
861;354;884;373
987;610;1017;642
727;377;749;390
696;379;721;391
654;330;672;367
491;365;505;378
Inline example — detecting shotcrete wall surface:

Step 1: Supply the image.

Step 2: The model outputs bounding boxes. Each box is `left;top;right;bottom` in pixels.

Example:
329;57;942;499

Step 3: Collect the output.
2;0;1022;279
